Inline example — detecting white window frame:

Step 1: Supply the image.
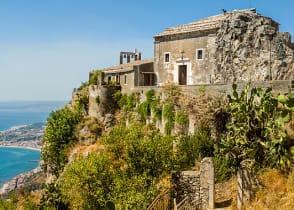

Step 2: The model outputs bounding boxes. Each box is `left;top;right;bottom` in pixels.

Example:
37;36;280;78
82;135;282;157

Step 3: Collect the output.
196;48;204;60
164;52;171;63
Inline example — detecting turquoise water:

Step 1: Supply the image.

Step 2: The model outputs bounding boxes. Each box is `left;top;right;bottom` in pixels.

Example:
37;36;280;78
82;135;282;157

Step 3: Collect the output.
0;147;40;187
0;101;66;187
0;101;65;131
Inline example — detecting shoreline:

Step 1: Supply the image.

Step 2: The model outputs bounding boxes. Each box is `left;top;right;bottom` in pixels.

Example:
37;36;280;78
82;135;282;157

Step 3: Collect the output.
0;143;41;195
0;167;42;195
0;145;41;151
0;146;41;194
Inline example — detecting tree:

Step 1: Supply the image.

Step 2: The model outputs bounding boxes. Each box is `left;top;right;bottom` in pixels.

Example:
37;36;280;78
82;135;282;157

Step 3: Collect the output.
42;107;83;177
60;152;115;209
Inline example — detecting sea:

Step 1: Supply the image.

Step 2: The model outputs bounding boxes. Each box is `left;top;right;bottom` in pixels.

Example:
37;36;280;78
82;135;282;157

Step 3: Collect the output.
0;101;66;187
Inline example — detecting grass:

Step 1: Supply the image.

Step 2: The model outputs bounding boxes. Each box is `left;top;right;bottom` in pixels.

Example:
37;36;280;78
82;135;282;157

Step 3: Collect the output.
246;169;294;210
214;169;294;209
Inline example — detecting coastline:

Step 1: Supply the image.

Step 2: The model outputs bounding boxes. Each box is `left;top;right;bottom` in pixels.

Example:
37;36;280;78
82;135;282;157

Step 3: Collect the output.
0;167;42;195
0;145;41;151
0;139;41;151
0;146;41;195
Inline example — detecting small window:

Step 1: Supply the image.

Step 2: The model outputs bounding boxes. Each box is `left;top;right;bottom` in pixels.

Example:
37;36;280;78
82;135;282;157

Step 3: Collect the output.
116;74;120;84
164;52;170;63
124;74;127;84
197;49;204;60
107;75;111;84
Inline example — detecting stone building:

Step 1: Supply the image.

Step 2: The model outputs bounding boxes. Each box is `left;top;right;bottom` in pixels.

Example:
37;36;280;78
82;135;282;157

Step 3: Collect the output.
95;8;293;93
154;8;293;86
101;58;154;93
153;10;225;86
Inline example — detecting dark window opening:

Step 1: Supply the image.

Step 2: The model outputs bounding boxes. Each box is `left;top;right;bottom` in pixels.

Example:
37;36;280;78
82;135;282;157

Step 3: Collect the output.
143;73;156;86
124;74;127;84
107;76;111;84
165;53;170;62
197;50;203;60
116;74;120;85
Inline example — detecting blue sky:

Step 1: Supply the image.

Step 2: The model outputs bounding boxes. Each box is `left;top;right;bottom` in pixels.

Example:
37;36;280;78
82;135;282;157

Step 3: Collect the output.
0;0;293;101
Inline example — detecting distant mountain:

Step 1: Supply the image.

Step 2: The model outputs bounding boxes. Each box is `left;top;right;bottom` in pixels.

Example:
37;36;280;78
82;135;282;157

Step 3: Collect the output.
0;101;66;112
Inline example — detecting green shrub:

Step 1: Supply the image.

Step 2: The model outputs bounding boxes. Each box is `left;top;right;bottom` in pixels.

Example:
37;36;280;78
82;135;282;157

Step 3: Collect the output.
126;131;174;178
175;110;189;134
175;126;214;169
136;89;160;122
40;183;68;209
77;94;89;112
60;123;173;209
0;197;16;210
77;81;89;91
198;85;206;93
213;154;234;182
89;70;101;85
115;92;136;111
136;102;150;121
163;102;175;135
60;152;115;209
41;107;83;177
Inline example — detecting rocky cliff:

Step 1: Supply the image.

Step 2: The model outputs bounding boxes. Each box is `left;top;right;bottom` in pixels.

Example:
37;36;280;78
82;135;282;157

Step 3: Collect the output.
214;10;294;83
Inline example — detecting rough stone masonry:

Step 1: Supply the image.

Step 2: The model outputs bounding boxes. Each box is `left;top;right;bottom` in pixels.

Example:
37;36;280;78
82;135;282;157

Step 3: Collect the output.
171;158;214;209
214;10;294;83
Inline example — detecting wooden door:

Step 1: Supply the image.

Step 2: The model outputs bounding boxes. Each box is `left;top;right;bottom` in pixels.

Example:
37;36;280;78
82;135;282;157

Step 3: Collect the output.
178;65;187;85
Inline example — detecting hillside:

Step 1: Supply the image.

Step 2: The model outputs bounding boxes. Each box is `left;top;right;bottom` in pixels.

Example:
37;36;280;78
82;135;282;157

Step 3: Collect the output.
0;78;293;209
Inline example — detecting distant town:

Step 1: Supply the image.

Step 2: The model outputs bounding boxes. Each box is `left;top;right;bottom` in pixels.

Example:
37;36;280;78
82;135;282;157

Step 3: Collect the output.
0;123;44;150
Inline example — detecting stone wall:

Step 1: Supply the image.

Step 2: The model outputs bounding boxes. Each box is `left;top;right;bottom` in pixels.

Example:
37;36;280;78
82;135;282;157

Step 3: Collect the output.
132;80;292;97
171;158;214;209
88;85;100;117
88;85;120;120
237;160;260;210
200;158;215;210
119;80;292;135
171;171;201;208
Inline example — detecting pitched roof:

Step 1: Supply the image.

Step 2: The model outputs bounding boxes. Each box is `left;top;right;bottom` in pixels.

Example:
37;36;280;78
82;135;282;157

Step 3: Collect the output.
102;58;154;73
154;8;257;38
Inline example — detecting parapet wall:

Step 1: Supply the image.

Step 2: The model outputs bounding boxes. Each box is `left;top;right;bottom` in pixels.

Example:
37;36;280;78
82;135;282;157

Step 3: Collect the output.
133;80;292;97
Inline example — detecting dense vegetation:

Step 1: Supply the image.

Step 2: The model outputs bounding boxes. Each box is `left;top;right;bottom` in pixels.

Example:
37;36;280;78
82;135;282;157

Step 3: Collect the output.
59;124;173;209
1;84;293;209
41;106;83;177
216;84;294;173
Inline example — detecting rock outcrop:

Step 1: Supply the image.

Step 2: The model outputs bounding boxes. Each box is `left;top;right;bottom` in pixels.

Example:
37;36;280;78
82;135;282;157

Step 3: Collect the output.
214;10;294;83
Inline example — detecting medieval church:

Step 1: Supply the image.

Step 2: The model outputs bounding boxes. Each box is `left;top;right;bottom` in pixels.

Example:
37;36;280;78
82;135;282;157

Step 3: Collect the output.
94;8;294;94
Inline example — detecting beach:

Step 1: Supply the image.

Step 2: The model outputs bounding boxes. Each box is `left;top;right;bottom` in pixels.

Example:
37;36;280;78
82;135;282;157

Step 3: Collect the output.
0;143;41;151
